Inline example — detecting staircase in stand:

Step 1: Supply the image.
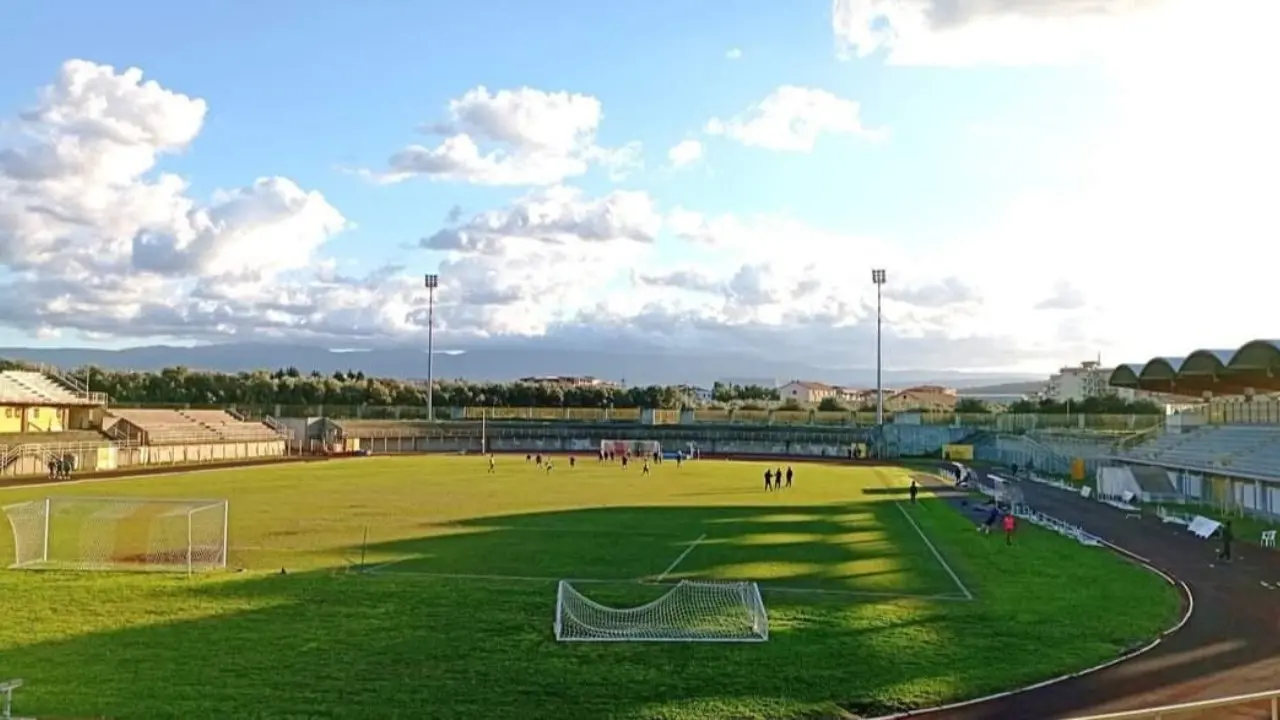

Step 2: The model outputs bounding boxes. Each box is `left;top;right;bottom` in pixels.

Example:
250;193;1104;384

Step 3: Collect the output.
35;364;110;405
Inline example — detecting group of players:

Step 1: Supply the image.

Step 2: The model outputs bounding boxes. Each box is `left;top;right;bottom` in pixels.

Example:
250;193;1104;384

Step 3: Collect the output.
498;448;691;477
763;466;794;491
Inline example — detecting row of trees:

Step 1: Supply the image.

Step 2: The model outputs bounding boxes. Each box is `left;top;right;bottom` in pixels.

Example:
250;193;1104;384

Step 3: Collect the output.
2;360;1164;413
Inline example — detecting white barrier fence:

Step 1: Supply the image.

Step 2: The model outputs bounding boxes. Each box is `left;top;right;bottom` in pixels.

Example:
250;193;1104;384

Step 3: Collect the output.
978;476;1101;546
1067;687;1280;719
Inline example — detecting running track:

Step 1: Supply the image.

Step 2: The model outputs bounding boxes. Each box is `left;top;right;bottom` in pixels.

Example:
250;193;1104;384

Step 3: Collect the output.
916;470;1280;720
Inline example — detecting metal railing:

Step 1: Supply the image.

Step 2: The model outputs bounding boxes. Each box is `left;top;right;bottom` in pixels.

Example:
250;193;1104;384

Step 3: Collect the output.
1;678;22;720
1067;687;1280;719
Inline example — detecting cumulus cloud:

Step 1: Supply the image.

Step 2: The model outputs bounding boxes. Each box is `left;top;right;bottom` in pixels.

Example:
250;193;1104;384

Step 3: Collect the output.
374;86;640;186
832;0;1173;65
0;60;1123;371
705;86;884;151
0;60;435;344
667;139;703;168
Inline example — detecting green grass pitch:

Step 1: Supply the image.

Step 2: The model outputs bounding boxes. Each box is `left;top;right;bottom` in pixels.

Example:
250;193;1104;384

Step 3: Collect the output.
0;456;1181;719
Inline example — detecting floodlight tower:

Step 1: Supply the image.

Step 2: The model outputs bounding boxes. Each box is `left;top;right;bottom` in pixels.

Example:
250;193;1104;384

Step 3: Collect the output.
871;269;886;429
424;273;439;422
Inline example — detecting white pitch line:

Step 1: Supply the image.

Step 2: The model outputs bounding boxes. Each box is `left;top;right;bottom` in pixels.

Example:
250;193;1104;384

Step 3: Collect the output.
894;502;974;601
655;533;707;583
362;568;627;584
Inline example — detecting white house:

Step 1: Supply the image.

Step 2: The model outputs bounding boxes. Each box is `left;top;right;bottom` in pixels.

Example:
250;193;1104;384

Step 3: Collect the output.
779;381;839;404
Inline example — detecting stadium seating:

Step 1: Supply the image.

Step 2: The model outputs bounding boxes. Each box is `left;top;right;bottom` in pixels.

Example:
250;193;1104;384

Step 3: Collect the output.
330;419;438;437
106;409;280;444
1119;425;1280;477
0;371;85;405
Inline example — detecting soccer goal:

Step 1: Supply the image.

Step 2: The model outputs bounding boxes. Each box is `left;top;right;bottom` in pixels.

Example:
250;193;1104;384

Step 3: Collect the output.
554;579;769;642
600;439;662;456
2;497;229;573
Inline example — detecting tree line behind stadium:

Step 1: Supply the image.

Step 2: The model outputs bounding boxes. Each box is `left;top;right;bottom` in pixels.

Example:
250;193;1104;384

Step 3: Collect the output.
1;359;1163;416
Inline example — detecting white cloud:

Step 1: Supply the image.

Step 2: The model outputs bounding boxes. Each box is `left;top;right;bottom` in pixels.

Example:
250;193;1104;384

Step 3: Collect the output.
0;60;414;344
705;86;884;152
726;48;743;60
830;0;1200;66
374;86;639;186
667;139;703;168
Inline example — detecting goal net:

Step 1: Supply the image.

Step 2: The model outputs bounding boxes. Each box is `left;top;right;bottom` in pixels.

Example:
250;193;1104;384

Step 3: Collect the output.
600;440;662;457
2;497;228;573
554;579;769;642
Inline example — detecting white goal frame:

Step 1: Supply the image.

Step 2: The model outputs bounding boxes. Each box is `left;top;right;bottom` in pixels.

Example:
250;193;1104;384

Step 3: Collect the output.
600;439;663;457
554;579;769;643
3;496;229;574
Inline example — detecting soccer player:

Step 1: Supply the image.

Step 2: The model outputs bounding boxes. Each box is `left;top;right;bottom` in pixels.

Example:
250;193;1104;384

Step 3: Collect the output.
775;467;783;488
764;468;773;491
785;466;793;488
488;455;496;474
545;460;554;474
676;453;683;468
1002;513;1016;545
569;456;576;468
980;505;1000;534
525;453;532;463
908;479;918;504
642;460;650;475
621;455;628;470
535;453;543;467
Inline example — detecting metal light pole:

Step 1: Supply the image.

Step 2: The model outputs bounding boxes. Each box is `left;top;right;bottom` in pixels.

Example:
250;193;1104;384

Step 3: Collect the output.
871;269;886;430
424;274;438;422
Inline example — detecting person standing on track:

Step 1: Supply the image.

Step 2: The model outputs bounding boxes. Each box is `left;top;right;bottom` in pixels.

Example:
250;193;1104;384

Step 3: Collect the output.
1219;521;1234;562
909;479;919;504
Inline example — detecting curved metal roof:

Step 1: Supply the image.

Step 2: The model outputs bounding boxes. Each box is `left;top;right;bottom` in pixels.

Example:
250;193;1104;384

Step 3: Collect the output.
1112;339;1280;395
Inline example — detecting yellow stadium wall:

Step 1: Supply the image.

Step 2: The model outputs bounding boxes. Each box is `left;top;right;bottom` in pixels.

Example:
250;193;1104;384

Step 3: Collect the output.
0;405;66;433
0;406;20;433
24;406;65;432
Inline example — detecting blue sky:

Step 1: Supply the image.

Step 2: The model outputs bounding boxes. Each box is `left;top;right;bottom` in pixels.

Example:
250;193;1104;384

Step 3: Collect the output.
0;0;1275;373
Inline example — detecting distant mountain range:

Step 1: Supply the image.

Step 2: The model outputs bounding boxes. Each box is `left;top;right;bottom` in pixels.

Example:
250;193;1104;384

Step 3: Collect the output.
957;380;1045;396
0;343;1041;389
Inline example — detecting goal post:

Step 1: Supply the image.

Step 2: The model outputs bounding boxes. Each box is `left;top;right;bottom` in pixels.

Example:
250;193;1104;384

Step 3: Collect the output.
2;497;229;573
554;579;769;642
600;440;662;457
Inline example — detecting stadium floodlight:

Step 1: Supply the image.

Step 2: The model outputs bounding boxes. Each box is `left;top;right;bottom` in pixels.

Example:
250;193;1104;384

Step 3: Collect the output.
3;497;229;574
871;269;886;431
554;579;769;642
424;273;439;422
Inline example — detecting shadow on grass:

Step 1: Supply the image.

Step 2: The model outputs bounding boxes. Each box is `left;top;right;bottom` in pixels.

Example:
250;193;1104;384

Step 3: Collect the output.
0;499;1185;720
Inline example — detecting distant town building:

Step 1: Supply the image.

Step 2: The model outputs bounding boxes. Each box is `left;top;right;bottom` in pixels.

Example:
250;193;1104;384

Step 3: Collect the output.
518;376;616;387
1043;361;1114;403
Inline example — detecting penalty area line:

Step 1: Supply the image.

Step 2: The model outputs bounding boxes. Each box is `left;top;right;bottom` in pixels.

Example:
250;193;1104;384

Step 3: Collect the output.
361;568;631;584
655;533;707;583
894;502;974;601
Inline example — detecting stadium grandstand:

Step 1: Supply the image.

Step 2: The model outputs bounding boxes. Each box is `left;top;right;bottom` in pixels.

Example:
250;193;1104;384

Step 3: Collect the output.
1019;339;1280;517
0;368;289;477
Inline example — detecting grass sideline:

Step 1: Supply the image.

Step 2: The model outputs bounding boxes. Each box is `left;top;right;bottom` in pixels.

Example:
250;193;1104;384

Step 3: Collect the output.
0;456;1182;719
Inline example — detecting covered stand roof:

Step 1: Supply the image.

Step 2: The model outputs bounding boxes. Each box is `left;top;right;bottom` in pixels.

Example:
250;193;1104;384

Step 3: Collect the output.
1109;340;1280;396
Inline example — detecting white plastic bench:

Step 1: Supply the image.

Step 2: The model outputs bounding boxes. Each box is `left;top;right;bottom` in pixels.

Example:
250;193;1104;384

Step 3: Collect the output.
1262;530;1276;548
1080;486;1092;499
1;679;22;719
1188;515;1223;539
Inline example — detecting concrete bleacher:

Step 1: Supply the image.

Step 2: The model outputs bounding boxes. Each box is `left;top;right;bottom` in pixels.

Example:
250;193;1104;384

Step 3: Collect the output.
0;371;89;405
331;419;438;437
1120;425;1280;477
106;409;281;445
